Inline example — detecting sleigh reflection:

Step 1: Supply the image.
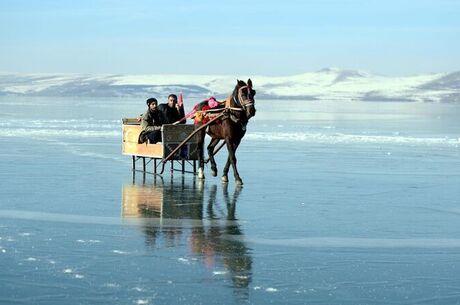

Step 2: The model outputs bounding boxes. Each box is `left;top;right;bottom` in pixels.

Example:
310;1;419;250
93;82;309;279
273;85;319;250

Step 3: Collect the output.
121;179;252;293
122;177;204;219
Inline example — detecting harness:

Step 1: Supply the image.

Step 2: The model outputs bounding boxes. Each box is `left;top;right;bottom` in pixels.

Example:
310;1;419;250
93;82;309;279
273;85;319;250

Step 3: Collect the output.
191;85;254;127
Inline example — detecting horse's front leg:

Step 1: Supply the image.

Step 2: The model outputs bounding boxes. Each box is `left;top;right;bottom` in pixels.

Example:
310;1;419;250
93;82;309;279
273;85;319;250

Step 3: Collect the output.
207;138;220;177
222;141;243;185
222;156;231;183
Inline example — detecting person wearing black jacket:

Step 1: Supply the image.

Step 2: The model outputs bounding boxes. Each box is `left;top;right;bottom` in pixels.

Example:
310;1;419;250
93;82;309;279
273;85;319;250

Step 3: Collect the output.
157;94;185;124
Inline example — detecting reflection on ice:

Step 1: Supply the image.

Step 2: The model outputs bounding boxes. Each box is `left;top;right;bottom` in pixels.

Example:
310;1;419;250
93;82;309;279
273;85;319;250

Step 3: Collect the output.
121;177;253;294
0;209;243;228
228;236;460;248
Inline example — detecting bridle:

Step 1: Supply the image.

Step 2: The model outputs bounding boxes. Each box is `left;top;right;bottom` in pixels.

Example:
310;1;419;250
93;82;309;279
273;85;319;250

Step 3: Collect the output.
232;85;254;111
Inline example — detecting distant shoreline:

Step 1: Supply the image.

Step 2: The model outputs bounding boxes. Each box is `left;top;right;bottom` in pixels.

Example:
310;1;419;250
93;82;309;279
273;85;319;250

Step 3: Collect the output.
1;69;459;103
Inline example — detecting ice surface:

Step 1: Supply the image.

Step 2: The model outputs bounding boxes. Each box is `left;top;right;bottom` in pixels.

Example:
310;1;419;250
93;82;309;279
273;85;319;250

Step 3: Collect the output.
0;96;459;305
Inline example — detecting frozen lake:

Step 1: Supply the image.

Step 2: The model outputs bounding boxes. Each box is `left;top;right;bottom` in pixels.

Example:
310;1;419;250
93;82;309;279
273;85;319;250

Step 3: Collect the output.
1;96;460;305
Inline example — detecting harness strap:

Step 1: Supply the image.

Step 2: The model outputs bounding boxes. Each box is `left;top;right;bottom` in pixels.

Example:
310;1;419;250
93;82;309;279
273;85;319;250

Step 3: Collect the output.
225;96;232;108
233;95;241;106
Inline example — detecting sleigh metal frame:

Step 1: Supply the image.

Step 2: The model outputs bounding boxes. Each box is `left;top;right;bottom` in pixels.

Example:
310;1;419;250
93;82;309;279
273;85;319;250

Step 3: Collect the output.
122;118;200;175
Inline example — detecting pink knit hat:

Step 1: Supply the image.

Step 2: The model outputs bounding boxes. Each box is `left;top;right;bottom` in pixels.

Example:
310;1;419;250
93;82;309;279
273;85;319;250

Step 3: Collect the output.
208;97;218;108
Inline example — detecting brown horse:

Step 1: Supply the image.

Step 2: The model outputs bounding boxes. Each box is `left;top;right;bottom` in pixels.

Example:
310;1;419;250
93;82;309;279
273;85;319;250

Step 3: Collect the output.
196;79;256;185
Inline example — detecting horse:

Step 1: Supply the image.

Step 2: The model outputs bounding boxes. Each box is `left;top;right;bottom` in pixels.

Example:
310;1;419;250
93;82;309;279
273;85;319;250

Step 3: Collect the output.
195;79;256;185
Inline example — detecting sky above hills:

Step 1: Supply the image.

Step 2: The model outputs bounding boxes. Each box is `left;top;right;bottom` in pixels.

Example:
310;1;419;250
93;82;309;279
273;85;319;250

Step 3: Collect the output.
1;0;459;76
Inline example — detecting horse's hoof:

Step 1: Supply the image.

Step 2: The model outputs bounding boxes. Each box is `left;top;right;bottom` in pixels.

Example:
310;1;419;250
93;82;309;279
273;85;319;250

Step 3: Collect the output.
221;175;228;183
198;168;205;179
236;179;244;186
211;168;217;177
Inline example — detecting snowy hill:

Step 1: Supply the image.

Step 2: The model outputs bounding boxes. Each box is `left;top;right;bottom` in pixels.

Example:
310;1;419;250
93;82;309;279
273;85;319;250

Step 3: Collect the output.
0;69;458;102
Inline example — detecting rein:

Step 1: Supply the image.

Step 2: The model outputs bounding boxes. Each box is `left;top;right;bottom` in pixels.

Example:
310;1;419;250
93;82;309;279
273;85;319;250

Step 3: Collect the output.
206;107;242;112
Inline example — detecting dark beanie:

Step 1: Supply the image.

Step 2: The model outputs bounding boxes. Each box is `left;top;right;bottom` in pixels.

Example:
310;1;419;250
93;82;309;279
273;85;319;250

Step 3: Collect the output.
146;97;158;105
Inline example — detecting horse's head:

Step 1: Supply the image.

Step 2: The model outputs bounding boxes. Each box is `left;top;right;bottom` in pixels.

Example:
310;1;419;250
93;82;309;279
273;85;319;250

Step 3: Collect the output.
232;79;256;119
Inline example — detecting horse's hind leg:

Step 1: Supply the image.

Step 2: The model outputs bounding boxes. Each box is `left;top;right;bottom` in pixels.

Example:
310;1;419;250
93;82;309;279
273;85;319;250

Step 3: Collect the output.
207;138;220;177
197;128;206;179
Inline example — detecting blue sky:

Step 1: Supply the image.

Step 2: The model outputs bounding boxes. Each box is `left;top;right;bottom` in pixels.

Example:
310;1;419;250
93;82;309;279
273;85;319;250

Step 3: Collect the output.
1;0;459;76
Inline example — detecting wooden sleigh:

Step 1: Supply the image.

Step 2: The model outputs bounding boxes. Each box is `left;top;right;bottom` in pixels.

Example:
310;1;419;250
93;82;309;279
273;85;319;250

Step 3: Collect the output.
122;118;200;175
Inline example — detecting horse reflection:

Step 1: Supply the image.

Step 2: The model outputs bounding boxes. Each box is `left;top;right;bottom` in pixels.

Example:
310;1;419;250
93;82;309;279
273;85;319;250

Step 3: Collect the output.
190;184;252;290
121;179;252;296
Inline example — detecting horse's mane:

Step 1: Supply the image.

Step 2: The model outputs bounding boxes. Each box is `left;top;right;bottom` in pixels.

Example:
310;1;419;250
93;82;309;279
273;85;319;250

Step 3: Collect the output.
231;84;240;99
225;82;245;108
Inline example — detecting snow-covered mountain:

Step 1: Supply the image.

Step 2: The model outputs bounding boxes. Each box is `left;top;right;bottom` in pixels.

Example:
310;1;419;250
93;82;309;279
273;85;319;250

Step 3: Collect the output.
0;68;459;102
